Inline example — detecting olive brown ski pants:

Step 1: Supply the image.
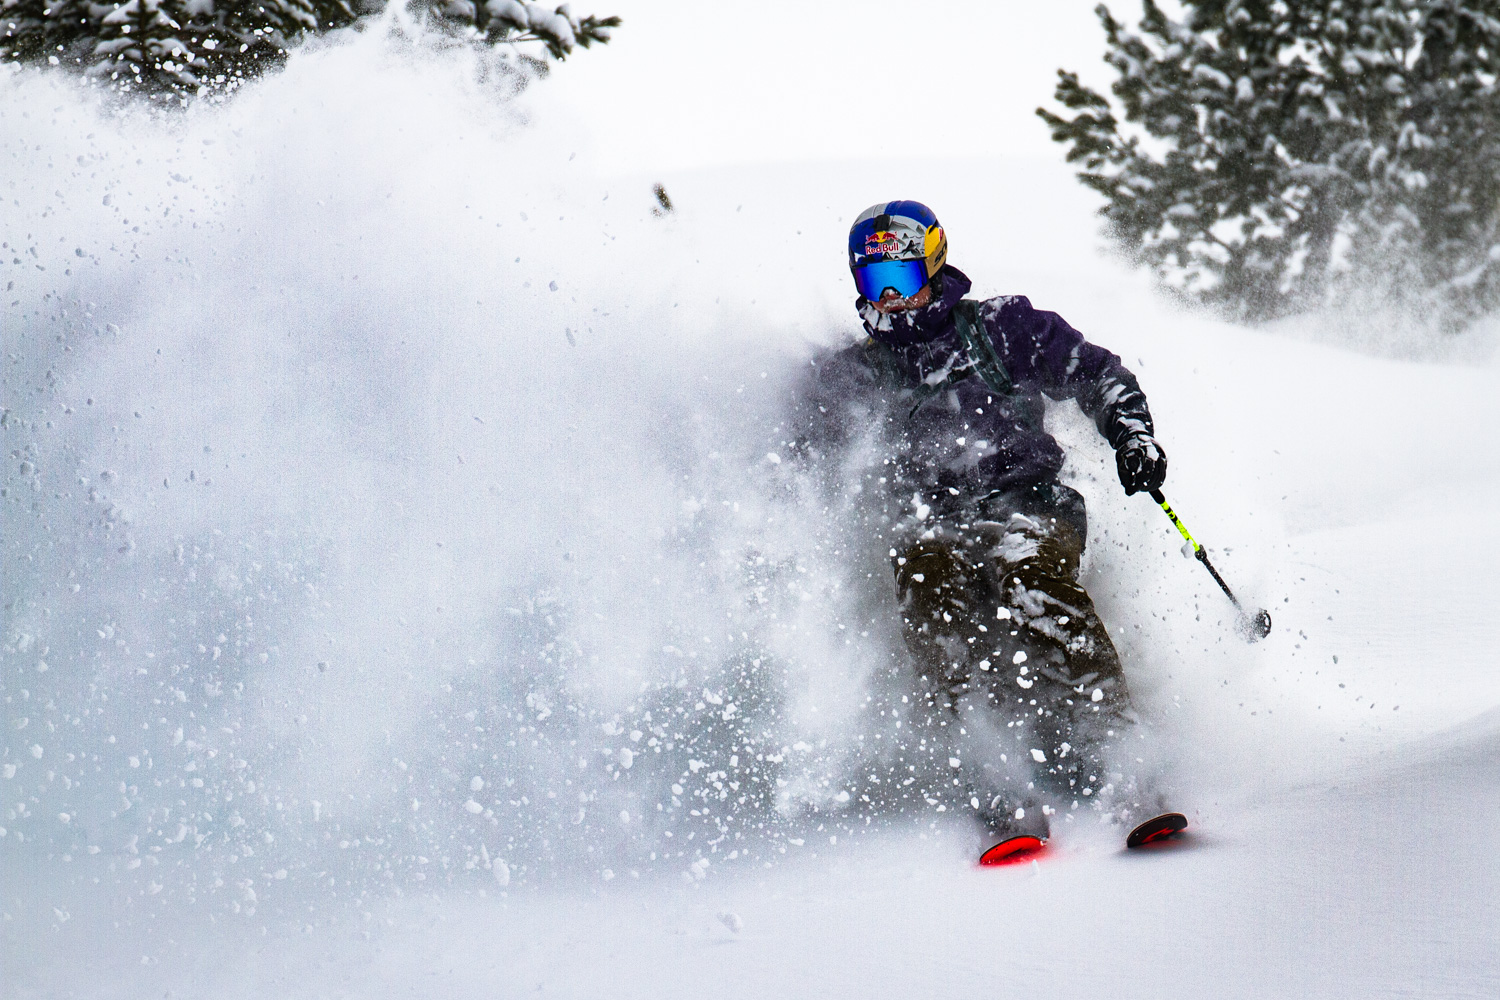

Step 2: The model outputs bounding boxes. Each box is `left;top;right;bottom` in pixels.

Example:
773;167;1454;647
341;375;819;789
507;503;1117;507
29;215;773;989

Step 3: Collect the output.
891;484;1136;832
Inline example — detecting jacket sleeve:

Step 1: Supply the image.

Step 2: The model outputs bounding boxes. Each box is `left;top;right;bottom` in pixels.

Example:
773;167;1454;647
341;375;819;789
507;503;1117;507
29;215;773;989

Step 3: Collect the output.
984;295;1155;449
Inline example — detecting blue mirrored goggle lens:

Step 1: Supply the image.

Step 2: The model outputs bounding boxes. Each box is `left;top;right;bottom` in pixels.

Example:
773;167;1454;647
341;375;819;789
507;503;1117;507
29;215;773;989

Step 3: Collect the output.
852;259;929;301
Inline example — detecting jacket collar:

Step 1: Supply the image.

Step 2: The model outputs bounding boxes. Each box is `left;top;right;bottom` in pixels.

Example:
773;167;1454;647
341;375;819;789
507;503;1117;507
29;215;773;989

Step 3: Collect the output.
858;265;972;347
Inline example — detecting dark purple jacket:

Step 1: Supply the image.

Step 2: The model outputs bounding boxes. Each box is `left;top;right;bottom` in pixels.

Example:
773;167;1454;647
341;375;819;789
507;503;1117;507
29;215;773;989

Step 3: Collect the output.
800;266;1154;509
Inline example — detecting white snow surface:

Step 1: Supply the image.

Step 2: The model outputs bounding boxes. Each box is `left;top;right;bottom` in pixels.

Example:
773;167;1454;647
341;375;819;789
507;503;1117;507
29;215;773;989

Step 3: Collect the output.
3;24;1500;1000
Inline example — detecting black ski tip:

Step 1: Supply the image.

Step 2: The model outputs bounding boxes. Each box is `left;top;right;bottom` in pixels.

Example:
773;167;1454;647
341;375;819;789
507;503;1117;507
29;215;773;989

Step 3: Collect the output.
979;834;1047;866
1126;812;1188;849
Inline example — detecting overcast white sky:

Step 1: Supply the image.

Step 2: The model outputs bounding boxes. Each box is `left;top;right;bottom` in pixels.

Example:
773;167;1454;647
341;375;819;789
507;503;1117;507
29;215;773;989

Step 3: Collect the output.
536;0;1117;174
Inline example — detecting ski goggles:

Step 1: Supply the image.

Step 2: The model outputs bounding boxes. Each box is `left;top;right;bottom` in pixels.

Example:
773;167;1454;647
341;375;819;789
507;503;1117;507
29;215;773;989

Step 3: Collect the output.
852;258;930;302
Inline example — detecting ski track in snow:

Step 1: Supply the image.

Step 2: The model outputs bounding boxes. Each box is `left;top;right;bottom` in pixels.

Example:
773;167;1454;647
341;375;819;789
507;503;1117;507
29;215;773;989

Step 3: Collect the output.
3;26;1499;999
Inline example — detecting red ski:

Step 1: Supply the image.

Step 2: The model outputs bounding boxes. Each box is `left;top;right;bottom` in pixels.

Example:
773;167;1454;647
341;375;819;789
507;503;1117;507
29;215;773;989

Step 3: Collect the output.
978;834;1047;866
1126;811;1188;849
980;812;1187;864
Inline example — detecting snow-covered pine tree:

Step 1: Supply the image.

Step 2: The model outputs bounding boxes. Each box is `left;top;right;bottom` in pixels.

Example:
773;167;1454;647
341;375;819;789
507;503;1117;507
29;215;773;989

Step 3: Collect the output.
1038;1;1500;328
433;0;618;60
0;0;45;62
1;0;617;100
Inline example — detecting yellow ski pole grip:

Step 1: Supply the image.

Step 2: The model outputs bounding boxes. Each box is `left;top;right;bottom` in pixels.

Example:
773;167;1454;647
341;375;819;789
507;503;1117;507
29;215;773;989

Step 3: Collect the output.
1150;489;1199;552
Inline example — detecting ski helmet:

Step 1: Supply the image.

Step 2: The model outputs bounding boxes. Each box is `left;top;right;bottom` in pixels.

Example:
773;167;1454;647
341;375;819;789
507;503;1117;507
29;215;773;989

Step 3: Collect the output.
847;200;947;302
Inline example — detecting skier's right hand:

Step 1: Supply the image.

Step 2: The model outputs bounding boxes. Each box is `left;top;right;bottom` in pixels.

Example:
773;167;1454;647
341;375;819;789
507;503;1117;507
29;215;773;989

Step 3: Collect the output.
1116;434;1167;495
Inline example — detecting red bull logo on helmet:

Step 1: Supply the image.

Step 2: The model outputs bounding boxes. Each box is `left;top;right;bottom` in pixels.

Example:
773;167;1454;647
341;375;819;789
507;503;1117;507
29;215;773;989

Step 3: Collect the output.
864;231;902;256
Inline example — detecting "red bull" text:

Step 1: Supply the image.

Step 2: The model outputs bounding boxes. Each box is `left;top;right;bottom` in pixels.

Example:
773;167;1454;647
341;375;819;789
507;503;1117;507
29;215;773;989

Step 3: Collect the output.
864;231;901;256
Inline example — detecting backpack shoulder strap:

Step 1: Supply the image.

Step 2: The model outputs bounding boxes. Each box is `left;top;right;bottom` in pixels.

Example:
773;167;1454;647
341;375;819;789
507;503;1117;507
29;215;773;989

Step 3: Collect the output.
950;299;1012;397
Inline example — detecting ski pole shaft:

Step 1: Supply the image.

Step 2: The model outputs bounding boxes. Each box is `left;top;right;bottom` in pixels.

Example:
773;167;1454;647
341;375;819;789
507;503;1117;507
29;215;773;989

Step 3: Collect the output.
1150;489;1231;601
1149;489;1272;641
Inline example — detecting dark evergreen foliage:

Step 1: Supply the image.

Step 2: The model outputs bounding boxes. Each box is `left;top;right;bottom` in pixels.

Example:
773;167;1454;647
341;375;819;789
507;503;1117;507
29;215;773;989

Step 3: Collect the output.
1038;1;1500;326
0;0;618;100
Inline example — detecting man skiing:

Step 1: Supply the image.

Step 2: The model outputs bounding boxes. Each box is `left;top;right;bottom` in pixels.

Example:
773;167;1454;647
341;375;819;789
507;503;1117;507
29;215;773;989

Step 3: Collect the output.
801;200;1177;858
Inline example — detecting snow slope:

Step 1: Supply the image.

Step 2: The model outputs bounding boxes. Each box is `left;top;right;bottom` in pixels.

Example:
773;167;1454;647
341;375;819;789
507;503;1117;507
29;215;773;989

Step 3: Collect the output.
3;24;1499;999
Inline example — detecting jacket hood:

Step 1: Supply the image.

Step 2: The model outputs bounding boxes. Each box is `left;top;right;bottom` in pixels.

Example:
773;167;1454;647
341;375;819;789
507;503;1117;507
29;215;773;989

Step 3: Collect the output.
858;265;972;347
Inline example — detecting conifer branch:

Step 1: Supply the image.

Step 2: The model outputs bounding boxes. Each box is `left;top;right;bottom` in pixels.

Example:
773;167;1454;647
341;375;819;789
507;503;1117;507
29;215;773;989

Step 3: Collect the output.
0;0;618;100
1038;0;1500;328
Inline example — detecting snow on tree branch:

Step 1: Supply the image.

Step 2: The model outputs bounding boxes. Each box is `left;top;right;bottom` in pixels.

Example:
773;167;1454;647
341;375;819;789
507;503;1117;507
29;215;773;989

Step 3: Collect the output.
0;0;618;101
1038;0;1500;329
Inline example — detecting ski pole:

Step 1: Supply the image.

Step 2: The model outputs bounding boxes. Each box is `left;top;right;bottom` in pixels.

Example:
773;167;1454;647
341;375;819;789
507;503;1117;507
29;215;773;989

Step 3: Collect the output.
1149;489;1272;642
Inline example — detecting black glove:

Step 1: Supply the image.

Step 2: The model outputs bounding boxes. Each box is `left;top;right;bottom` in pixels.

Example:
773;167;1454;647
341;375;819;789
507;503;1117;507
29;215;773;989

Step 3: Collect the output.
1116;434;1167;495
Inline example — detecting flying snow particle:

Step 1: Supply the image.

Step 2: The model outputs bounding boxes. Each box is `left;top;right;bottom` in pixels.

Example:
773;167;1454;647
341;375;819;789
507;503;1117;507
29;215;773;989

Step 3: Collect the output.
1030;748;1047;763
493;859;511;887
948;757;962;768
1091;688;1104;703
464;800;484;814
30;745;43;759
717;911;743;934
470;776;484;792
619;748;634;769
1013;651;1027;665
619;810;631;824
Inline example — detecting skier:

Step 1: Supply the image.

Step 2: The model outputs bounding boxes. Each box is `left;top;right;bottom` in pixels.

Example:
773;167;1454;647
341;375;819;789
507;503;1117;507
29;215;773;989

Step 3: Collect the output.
800;200;1172;856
